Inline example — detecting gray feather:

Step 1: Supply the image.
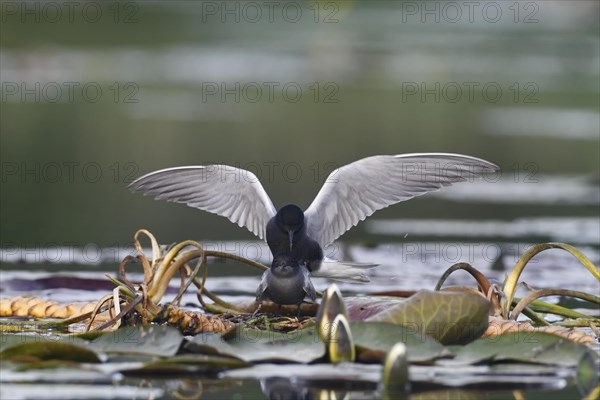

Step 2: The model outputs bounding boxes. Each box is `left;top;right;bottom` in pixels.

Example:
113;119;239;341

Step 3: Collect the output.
304;153;499;247
128;165;277;240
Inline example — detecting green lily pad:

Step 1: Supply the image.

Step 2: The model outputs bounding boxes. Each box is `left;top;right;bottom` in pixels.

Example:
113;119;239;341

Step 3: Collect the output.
450;331;597;367
350;321;449;363
189;325;325;363
0;333;89;350
347;291;490;345
125;354;250;375
86;325;183;357
1;341;101;363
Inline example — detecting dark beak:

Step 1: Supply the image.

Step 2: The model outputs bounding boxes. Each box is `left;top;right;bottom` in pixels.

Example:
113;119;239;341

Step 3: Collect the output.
288;230;294;252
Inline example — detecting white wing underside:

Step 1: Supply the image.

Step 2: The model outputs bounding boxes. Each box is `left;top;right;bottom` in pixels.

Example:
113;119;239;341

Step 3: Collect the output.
304;153;499;247
128;154;499;282
128;165;277;240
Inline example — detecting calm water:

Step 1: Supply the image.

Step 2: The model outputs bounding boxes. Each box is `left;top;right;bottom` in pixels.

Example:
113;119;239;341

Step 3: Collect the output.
1;1;599;399
1;1;598;246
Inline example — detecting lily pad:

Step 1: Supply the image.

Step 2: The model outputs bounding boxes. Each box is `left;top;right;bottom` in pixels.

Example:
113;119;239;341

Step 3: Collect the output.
122;354;250;375
86;325;183;357
350;321;449;363
347;291;490;345
0;333;89;351
346;296;406;320
450;331;598;367
189;325;325;363
1;341;101;363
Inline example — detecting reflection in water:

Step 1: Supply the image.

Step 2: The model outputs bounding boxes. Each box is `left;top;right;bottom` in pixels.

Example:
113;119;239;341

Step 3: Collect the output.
483;107;600;140
1;2;598;399
260;377;384;400
1;2;598;247
2;239;598;298
429;176;600;206
261;378;310;400
366;217;600;244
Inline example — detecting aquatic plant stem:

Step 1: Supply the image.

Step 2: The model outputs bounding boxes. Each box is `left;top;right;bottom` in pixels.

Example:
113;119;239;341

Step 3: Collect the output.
204;251;268;271
434;262;492;293
502;242;600;318
510;289;600;320
526;299;597;320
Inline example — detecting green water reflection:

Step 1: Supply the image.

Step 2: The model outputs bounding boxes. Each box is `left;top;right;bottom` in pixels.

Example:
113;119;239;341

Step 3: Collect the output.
1;2;598;246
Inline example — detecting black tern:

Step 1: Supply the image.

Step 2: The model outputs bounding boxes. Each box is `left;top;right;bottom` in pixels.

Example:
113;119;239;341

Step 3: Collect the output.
128;153;499;306
255;255;317;310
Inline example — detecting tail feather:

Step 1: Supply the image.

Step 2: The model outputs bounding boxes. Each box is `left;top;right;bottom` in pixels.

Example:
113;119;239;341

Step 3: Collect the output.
310;258;378;282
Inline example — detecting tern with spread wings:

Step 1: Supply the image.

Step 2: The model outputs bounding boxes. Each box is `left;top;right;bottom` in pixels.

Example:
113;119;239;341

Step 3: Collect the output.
128;153;499;308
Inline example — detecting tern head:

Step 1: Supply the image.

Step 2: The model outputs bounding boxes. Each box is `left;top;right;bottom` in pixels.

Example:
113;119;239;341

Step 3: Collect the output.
276;204;305;251
270;255;300;277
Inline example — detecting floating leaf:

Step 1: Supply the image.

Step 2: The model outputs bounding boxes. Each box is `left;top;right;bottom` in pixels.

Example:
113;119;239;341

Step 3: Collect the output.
347;291;490;345
123;354;249;375
1;333;87;351
350;321;448;363
1;341;100;363
189;325;325;363
86;325;183;357
346;296;405;321
450;331;597;367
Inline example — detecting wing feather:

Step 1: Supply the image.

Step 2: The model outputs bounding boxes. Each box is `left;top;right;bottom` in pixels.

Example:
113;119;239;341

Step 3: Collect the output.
128;165;277;240
304;153;499;246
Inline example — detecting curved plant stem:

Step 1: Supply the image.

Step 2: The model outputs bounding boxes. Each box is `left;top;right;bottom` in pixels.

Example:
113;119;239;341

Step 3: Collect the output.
519;305;550;326
91;296;143;332
193;277;247;313
104;275;136;297
170;254;205;306
204;251;268;271
527;299;597;321
134;229;162;268
195;255;210;306
85;293;114;332
502;242;600;318
118;255;142;290
509;298;550;326
511;289;600;320
435;262;502;314
191;249;271;314
583;385;599;400
149;249;204;303
153;241;203;288
434;262;493;293
553;319;600;328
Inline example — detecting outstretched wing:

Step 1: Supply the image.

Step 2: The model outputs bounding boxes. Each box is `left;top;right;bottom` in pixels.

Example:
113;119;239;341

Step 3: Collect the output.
128;165;277;240
304;153;499;246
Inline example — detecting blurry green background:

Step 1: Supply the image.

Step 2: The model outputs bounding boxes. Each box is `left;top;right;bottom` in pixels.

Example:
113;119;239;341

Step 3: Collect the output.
1;0;599;247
